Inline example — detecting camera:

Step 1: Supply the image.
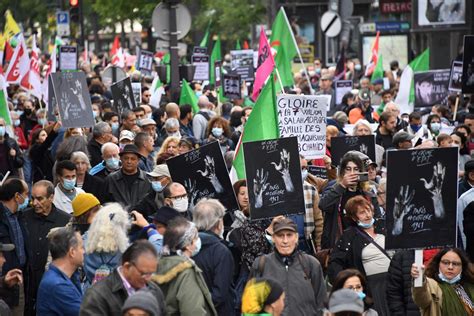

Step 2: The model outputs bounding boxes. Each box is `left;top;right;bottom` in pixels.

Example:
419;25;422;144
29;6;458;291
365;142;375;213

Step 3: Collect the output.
357;172;369;182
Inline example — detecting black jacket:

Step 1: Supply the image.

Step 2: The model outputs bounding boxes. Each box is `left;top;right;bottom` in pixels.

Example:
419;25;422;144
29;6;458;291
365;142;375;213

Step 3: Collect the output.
132;190;164;218
104;169;152;208
23;205;71;315
193;231;235;316
458;178;472;197
82;173;106;203
0;203;29;307
87;138;103;168
375;128;394;150
79;269;165;316
29;130;57;182
0;133;24;178
386;250;421;316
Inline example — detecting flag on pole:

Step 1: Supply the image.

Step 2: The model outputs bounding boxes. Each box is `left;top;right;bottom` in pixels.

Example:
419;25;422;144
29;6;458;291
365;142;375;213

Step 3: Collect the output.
5;34;28;84
334;46;346;81
110;36;120;57
149;76;164;108
365;31;380;77
199;21;211;47
161;53;171;83
179;79;199;114
252;28;275;101
395;49;430;114
370;54;384;82
4;10;21;40
0;75;12;125
210;36;221;85
243;40;249;50
42;38;58;104
20;35;42;99
236;40;241;50
230;73;280;181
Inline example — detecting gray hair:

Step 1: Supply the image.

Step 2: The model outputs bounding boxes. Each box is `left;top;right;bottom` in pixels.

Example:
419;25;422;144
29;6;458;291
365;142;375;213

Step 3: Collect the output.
47;227;80;260
163;217;198;254
193;198;225;231
92;122;111;139
198;95;209;109
70;151;91;169
164;118;179;130
101;142;119;155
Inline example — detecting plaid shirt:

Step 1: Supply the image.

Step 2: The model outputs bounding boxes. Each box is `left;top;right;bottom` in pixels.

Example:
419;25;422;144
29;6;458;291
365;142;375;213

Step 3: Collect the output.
303;181;323;248
5;208;26;266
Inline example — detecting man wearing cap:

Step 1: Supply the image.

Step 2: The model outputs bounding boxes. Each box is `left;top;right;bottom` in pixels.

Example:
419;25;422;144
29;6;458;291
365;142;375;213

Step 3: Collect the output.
135;132;155;173
0;242;23;315
349;89;379;124
316;74;336;115
250;217;326;315
119;130;135;150
132;164;171;216
130;206;180;253
23;180;71;314
87;122;114;167
375;112;397;150
392;131;414;149
89;142;121;179
104;144;152;207
140;118;159;152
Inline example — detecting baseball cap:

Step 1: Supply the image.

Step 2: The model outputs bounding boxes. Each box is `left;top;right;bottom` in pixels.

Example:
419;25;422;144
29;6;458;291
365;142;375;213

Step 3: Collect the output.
119;130;135;142
328;289;364;313
72;193;100;217
272;217;297;234
392;131;414;146
147;164;171;178
119;144;142;157
0;243;15;252
140;118;156;127
372;78;384;85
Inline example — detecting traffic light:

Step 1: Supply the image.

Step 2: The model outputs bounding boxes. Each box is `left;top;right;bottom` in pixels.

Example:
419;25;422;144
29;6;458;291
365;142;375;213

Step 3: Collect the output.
69;0;79;23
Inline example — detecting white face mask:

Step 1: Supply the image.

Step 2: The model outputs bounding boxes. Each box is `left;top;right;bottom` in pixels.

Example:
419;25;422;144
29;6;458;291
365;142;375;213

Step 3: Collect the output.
172;197;189;212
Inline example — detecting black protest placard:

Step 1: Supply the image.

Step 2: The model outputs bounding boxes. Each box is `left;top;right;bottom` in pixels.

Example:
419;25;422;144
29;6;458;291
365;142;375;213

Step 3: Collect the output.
166;141;238;212
51;72;95;128
308;166;327;179
59;46;77;71
111;77;136;114
131;82;142;105
335;80;353;105
385;147;458;250
243;137;305;220
46;75;57;122
223;74;241;100
137;50;154;75
231;49;255;81
414;70;450;108
330;135;376;166
448;61;463;92
192;54;209;81
462;35;474;94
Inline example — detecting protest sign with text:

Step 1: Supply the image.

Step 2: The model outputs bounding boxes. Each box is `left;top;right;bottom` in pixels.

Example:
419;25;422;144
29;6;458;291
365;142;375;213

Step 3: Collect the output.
192;54;210;81
223;74;241;100
335;80;353;105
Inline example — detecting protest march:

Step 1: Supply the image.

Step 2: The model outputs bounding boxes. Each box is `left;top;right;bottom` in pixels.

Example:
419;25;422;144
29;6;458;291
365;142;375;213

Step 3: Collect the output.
1;1;474;316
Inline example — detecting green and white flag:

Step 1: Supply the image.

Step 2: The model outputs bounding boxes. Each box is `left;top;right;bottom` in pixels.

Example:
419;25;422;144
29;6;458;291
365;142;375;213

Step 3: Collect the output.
0;76;11;126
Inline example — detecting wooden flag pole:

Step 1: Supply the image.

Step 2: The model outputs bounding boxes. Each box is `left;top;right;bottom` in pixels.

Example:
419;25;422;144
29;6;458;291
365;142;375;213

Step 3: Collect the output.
453;92;460;121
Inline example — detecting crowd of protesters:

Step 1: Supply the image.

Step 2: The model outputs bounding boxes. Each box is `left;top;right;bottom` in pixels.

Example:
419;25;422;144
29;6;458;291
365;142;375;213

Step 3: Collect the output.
0;45;473;316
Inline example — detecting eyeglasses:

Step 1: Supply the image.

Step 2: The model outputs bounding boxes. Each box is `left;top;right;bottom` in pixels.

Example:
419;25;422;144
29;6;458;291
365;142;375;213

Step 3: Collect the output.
440;260;462;267
131;263;154;278
169;193;187;200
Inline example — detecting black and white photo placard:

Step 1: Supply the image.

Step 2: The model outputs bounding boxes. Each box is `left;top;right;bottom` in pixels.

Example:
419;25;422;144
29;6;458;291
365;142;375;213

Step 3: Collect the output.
331;135;376;166
111;77;136;114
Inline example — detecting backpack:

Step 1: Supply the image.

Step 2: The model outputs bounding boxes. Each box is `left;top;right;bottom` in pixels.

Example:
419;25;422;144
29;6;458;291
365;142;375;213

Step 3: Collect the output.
197;111;211;121
91;254;117;285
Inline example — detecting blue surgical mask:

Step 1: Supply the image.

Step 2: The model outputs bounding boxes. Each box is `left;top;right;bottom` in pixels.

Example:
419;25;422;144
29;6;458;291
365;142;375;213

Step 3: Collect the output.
302;169;308;181
212;127;223;138
16;110;23;116
195;91;203;98
105;158;120;170
0;126;5;137
410;124;421;133
438;271;461;284
13;119;20;127
111;122;119;133
17;194;29;211
357;291;366;300
430;122;441;133
192;237;202;257
151;181;164;192
62;178;76;191
265;233;274;246
93;111;99;119
38;118;47;126
355;64;362;71
315;68;321;74
357;218;375;229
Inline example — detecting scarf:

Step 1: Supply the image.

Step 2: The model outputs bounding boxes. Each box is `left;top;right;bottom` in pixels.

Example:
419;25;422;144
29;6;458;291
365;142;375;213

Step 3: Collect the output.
439;281;474;315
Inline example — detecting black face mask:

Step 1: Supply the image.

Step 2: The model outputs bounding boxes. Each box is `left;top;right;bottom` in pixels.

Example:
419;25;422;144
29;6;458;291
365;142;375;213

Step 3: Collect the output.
24;109;32;115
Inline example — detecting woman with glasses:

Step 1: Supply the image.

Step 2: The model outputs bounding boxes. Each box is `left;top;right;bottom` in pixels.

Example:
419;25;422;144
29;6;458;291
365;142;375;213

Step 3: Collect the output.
411;248;474;316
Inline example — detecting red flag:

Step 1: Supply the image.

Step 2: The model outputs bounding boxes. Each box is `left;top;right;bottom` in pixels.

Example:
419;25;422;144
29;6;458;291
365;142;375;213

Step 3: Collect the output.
4;41;14;63
365;31;380;77
5;34;29;84
110;36;120;57
252;28;275;101
21;35;42;98
243;40;249;50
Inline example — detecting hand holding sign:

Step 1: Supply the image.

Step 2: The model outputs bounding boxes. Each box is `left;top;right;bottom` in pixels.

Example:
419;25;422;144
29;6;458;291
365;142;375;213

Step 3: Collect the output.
197;156;224;193
271;149;294;193
420;162;446;219
254;169;269;209
392;185;415;236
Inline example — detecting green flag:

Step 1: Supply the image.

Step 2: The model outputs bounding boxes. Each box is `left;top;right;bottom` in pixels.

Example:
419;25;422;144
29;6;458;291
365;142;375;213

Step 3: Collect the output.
0;78;11;126
408;49;430;104
210;36;221;85
236;40;241;50
179;79;199;114
162;53;171;83
199;21;211;47
274;45;294;90
371;55;384;82
230;73;280;180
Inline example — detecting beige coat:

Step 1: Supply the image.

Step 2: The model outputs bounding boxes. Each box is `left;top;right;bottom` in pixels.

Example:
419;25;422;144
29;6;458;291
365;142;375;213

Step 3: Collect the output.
412;277;443;316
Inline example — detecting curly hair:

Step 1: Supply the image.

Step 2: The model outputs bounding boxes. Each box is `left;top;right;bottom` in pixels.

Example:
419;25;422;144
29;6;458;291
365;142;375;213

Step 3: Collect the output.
157;136;180;157
425;248;474;284
205;116;231;138
85;203;130;254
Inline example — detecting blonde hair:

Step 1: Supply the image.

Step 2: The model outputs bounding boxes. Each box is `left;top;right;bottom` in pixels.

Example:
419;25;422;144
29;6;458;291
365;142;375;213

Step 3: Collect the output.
157;136;180;156
85;203;130;254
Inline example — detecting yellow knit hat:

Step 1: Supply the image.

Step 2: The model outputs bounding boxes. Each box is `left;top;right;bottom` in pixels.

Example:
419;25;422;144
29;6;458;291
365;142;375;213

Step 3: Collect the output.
72;193;100;217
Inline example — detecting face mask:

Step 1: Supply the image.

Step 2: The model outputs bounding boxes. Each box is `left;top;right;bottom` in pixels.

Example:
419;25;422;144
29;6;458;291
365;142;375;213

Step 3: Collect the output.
111;122;119;133
105;158;120;170
93;111;99;119
315;68;321;74
172;197;189;212
192;237;202;257
265;234;274;246
0;126;5;137
16;110;23;116
410;124;421;133
38;118;47;126
13;119;20;127
357;218;375;229
24;109;32;115
168;131;181;139
62;178;76;191
151;181;164;192
438;271;461;284
302;169;308;181
17;195;29;211
195;91;203;98
430;122;441;133
357;291;366;300
354;64;362;71
212;127;223;138
308;70;316;77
